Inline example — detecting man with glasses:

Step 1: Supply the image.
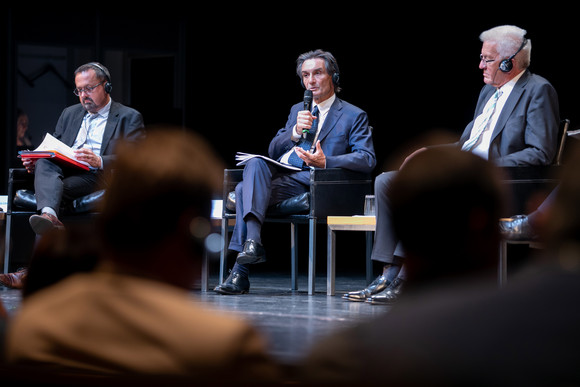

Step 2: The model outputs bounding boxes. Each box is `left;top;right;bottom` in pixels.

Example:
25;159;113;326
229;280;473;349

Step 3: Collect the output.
2;63;144;289
21;62;144;236
343;25;560;305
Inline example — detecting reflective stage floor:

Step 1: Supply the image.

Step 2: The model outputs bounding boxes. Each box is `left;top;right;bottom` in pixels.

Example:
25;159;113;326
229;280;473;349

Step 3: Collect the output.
1;272;390;365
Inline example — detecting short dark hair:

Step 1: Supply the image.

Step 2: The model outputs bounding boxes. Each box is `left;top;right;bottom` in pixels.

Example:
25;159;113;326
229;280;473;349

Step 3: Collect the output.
74;62;111;83
296;49;341;93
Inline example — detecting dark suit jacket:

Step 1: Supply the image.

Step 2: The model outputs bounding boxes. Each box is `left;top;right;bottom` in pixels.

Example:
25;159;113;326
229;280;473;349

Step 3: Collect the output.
268;97;376;184
459;70;560;166
52;101;145;170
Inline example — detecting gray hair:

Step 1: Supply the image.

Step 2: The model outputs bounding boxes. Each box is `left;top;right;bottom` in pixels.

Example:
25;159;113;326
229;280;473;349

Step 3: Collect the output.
480;25;531;68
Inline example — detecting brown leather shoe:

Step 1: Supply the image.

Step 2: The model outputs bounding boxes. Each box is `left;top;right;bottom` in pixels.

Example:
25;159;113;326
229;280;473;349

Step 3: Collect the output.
0;268;28;289
29;212;64;235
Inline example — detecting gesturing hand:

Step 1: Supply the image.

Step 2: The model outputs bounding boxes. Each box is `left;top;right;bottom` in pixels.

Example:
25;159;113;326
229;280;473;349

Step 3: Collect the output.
294;141;325;168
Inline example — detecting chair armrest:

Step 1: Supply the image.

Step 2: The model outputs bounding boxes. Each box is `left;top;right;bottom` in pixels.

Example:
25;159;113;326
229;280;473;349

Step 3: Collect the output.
309;168;373;219
500;166;561;215
310;167;371;183
7;168;34;213
222;169;244;216
501;166;561;182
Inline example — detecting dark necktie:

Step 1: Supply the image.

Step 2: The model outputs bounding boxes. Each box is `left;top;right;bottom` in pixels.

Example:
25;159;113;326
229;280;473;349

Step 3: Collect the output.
288;106;319;168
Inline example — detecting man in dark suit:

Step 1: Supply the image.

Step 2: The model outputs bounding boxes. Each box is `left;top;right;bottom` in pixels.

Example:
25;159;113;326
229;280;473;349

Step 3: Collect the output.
214;49;376;295
0;63;144;290
23;62;144;235
344;25;560;304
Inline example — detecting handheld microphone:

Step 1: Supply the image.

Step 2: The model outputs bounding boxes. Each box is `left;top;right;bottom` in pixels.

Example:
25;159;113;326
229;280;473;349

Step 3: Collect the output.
303;89;313;133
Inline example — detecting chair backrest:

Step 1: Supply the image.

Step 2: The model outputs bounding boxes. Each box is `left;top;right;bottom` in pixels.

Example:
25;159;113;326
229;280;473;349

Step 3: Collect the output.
555;119;570;166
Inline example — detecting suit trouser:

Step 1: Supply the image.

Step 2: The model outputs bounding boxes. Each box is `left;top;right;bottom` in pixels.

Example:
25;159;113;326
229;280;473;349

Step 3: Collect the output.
34;158;101;216
371;171;405;265
229;158;309;252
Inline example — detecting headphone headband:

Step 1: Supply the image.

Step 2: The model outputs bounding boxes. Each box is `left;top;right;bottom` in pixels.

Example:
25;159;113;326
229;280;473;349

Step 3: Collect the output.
87;62;112;93
499;38;528;73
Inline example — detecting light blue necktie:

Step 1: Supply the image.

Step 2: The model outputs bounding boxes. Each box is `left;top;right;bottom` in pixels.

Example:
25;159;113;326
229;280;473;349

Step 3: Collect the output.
74;113;98;149
288;106;319;168
462;89;501;151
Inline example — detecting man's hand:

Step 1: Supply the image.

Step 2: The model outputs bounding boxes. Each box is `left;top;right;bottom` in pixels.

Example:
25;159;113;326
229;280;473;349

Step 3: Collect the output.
74;148;102;169
22;158;36;174
294;141;326;168
296;110;317;136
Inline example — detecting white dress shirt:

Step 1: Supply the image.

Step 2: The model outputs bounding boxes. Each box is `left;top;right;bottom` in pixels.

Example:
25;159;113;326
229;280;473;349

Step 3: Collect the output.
471;71;525;160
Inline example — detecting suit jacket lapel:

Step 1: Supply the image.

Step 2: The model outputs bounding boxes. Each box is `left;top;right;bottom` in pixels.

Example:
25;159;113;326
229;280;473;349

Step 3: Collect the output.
490;70;530;143
101;101;119;155
63;105;88;147
316;98;343;143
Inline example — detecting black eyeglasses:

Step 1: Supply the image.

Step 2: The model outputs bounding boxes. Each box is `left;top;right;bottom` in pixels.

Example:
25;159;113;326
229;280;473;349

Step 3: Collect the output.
73;81;105;96
479;55;497;65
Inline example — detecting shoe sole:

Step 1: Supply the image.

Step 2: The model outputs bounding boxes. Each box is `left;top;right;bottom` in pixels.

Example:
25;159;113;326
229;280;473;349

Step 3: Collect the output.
341;295;368;302
29;216;64;235
236;256;266;265
213;287;249;295
365;298;397;305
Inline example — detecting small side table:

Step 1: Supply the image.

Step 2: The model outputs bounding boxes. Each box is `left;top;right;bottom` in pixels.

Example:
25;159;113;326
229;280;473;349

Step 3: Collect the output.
327;216;376;296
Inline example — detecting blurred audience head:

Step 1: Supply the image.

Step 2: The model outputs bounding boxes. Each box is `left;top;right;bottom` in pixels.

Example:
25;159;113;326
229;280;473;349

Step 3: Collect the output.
544;149;580;262
98;127;224;288
390;146;505;285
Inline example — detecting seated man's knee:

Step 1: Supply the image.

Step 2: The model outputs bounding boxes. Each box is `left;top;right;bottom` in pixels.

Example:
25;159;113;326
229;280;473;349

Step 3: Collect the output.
244;158;270;173
375;171;397;191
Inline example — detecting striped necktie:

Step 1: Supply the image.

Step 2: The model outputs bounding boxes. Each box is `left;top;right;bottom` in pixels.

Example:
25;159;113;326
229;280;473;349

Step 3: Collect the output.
462;89;501;151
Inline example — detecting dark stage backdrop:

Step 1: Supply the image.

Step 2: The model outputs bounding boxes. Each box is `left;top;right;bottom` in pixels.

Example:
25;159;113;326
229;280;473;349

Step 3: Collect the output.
185;10;580;175
2;8;579;275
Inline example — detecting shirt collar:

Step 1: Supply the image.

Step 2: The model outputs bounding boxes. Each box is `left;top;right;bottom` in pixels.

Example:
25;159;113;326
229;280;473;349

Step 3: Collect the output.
313;93;336;115
498;70;525;94
89;98;112;119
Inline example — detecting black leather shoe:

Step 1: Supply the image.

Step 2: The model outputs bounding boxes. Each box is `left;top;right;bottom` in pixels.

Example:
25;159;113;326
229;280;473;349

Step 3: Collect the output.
236;239;266;265
214;271;250;295
366;277;404;305
342;274;391;302
499;215;537;241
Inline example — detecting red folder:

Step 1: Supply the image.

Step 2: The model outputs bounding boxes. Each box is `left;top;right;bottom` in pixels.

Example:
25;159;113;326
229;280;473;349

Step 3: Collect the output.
19;150;91;171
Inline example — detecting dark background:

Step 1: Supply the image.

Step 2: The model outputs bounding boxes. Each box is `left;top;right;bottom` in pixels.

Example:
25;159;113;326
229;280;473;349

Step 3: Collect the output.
2;7;579;276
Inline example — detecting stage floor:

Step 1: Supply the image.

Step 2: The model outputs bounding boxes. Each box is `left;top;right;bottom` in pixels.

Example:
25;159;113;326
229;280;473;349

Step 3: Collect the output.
1;272;390;365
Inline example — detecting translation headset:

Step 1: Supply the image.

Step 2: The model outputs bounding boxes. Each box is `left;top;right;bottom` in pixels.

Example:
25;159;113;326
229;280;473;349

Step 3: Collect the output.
499;38;528;73
88;62;113;93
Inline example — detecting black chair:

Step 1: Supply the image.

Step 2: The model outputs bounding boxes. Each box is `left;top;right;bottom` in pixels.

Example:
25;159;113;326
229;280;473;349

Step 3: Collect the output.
205;167;373;295
497;118;570;286
2;168;104;274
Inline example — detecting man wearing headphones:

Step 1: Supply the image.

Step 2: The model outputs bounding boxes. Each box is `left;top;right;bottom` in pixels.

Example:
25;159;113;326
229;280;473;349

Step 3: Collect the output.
24;62;145;235
2;62;145;290
214;49;376;295
343;25;560;305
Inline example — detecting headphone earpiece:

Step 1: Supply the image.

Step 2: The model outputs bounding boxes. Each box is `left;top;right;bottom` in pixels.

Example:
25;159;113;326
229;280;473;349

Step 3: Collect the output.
499;38;527;73
332;72;340;86
499;58;513;73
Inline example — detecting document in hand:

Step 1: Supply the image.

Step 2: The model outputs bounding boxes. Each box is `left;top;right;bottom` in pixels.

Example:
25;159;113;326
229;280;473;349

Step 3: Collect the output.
18;133;91;171
235;152;302;171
